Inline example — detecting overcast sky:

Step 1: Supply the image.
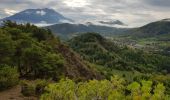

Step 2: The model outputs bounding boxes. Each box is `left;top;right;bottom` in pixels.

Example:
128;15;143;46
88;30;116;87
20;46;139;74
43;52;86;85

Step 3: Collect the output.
0;0;170;27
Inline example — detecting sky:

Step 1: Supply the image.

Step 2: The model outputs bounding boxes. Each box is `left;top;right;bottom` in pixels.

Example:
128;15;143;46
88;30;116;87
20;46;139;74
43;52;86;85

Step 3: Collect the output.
0;0;170;27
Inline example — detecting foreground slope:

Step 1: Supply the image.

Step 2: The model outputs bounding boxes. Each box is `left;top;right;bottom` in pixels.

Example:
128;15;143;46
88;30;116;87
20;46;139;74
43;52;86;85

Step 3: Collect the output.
0;21;102;81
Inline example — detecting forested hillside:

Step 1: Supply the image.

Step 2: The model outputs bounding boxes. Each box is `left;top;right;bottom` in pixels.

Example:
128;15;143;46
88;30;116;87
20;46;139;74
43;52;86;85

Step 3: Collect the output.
0;21;104;95
111;20;170;57
68;33;170;73
68;33;170;98
131;20;170;38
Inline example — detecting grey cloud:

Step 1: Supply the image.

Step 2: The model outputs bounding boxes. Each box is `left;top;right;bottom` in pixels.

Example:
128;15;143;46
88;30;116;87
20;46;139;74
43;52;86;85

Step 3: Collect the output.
143;0;170;7
0;0;170;27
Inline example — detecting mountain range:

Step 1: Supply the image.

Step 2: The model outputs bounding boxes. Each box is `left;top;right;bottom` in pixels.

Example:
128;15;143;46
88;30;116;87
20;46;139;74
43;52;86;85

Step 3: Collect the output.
45;23;129;39
0;8;126;27
45;19;170;39
1;8;170;40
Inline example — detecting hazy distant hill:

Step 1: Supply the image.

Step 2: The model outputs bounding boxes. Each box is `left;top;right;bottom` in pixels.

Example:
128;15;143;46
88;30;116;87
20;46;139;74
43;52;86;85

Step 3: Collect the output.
130;19;170;38
45;23;129;39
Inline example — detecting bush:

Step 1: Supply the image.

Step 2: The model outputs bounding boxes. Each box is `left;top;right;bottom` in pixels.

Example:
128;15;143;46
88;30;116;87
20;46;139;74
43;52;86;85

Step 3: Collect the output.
40;76;169;100
35;80;48;95
21;79;49;96
21;80;36;96
0;66;19;91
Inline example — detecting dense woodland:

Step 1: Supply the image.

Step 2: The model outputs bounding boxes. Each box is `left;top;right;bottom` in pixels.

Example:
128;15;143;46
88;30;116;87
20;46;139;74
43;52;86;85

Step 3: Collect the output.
69;33;170;73
0;21;170;100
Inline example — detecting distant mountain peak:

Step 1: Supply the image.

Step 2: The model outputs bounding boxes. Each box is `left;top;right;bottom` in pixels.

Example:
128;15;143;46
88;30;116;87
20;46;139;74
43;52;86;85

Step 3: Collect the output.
0;8;73;25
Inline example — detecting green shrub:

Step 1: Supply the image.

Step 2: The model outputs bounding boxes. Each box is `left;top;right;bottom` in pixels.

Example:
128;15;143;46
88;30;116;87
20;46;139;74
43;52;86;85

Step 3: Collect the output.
21;79;49;96
40;76;169;100
35;79;48;95
0;66;19;91
21;80;36;96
